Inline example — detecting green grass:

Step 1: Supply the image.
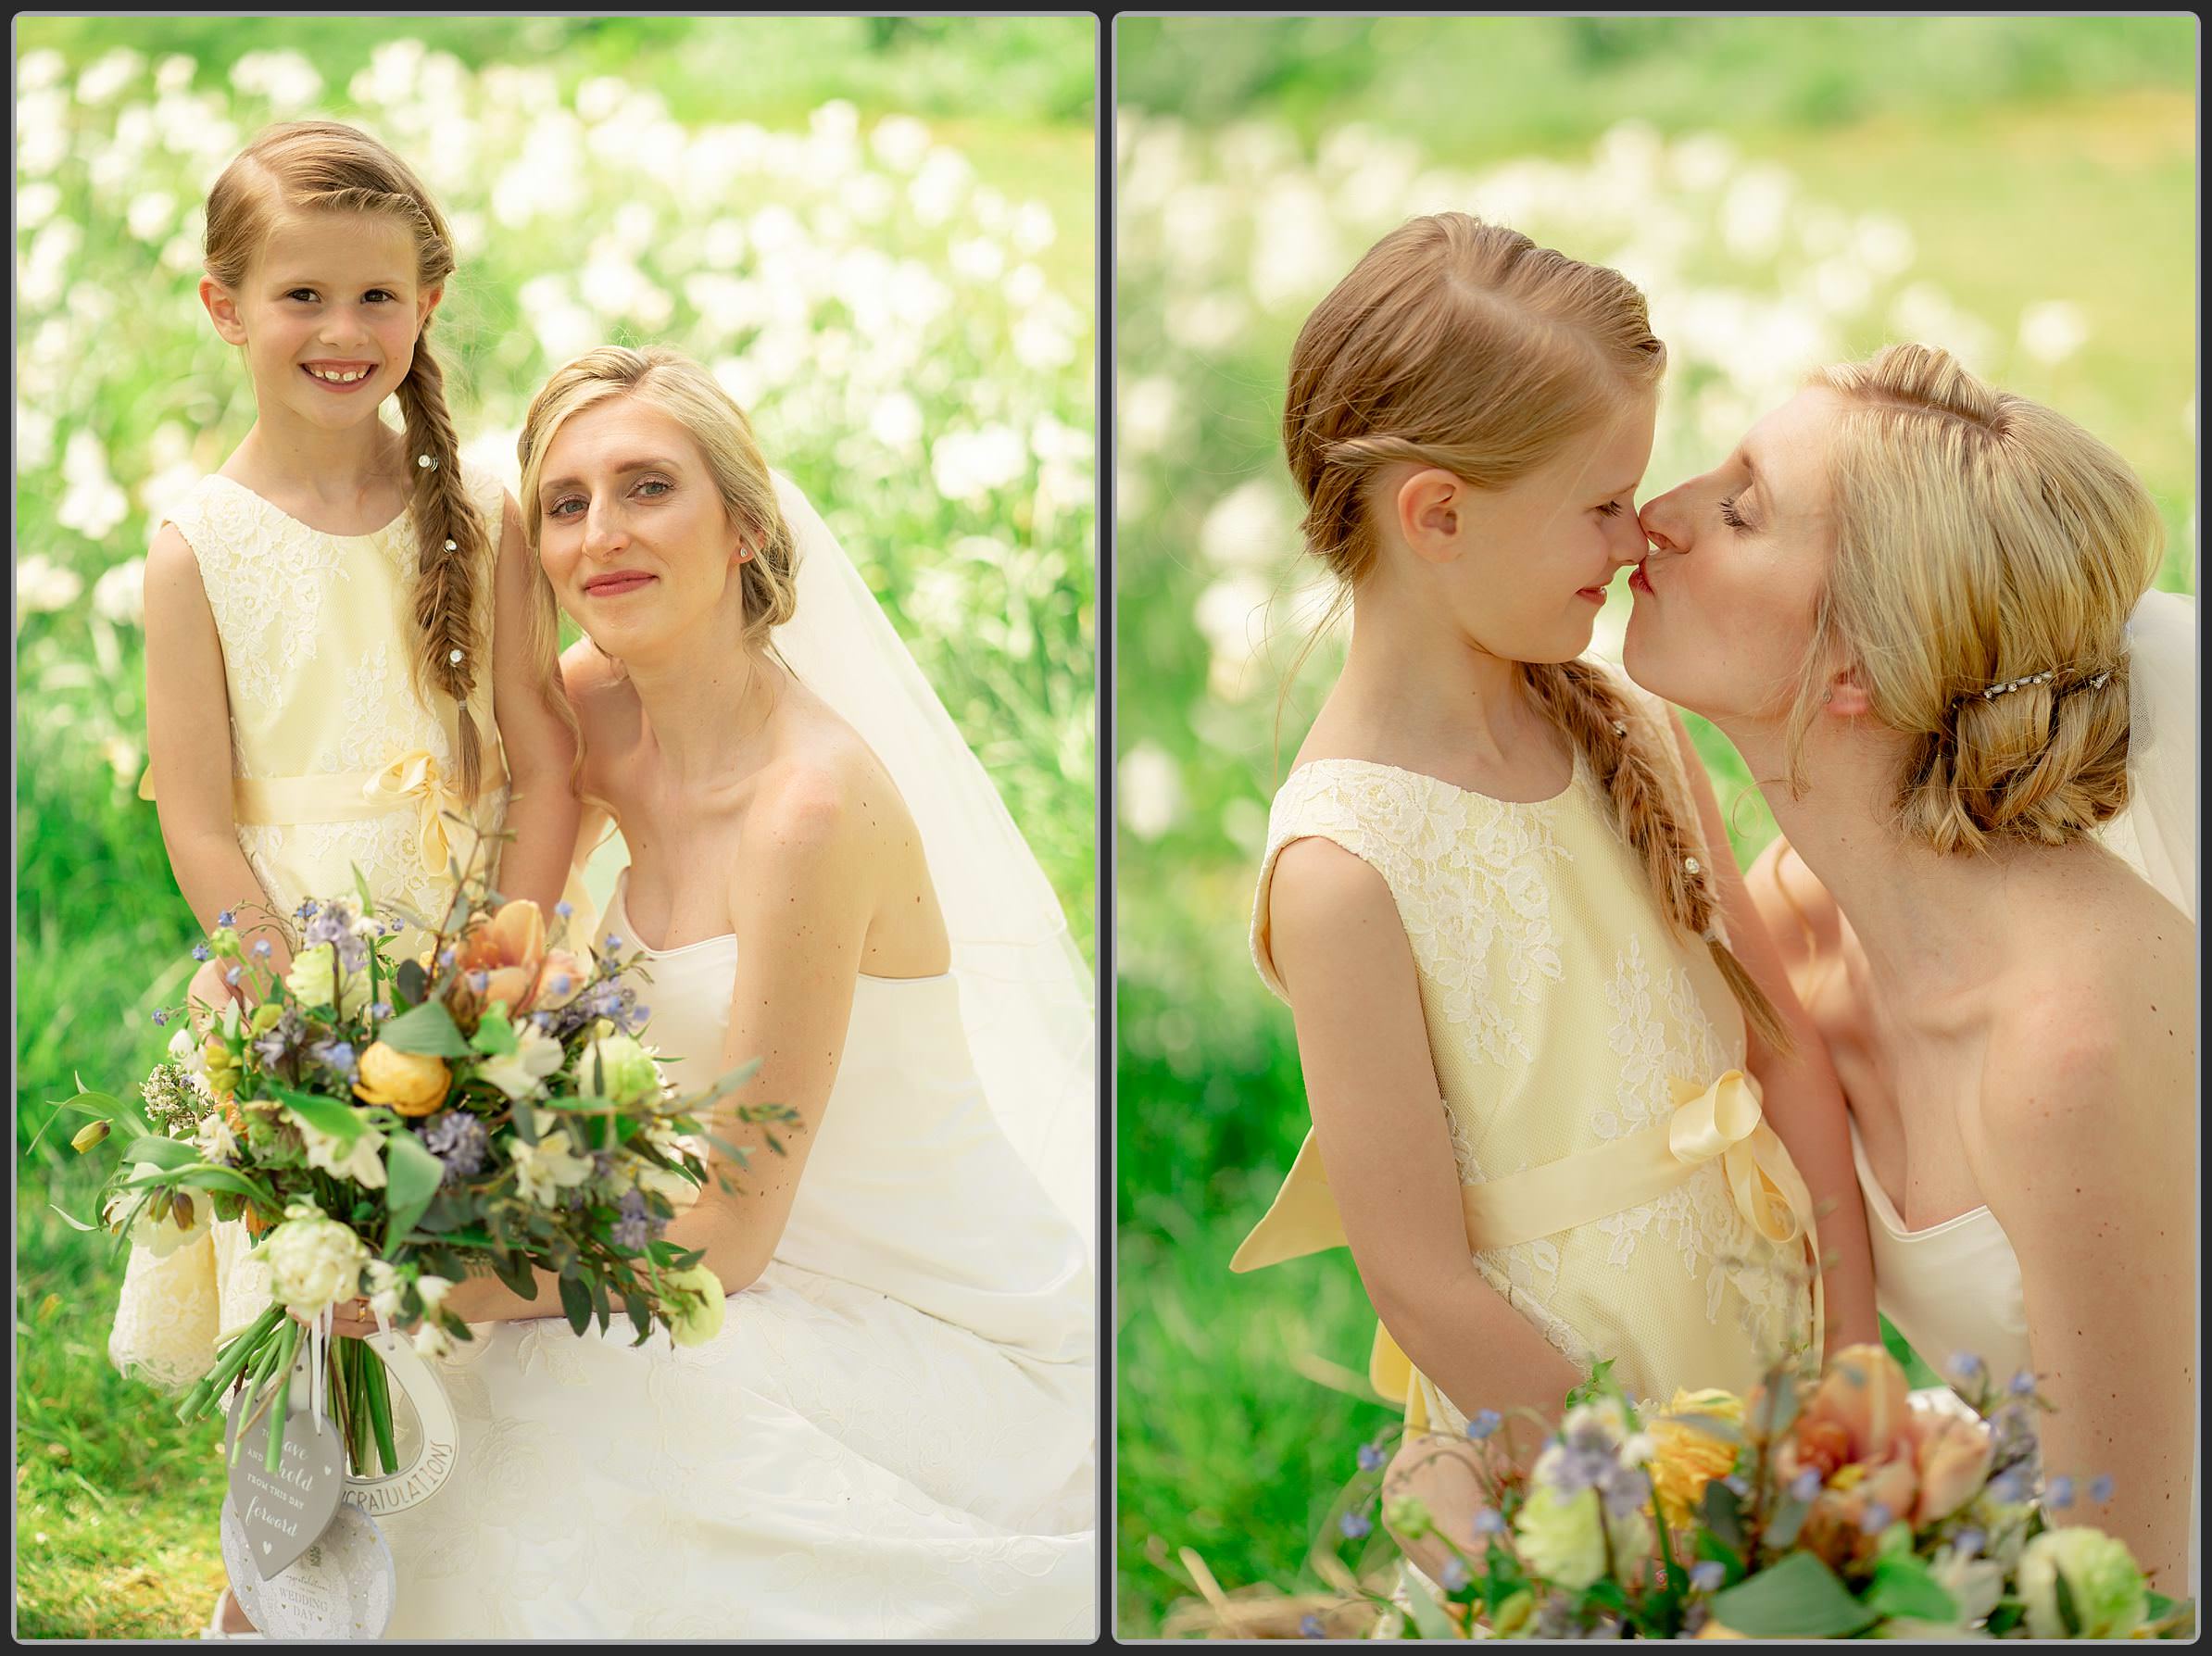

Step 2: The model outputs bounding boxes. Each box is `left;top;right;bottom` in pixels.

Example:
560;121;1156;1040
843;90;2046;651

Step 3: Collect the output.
1112;71;2194;1638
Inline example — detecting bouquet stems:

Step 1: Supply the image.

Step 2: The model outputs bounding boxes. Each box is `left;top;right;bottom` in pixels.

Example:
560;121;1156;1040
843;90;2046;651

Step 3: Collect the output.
359;1340;397;1476
177;1301;287;1425
263;1318;300;1473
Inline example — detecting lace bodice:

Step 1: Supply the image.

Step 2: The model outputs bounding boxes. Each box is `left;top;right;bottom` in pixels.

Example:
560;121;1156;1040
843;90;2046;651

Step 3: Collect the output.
1247;678;1816;1419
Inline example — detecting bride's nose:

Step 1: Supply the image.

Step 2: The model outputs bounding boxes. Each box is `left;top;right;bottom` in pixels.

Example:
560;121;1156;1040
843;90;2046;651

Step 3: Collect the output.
1638;485;1690;555
581;497;628;559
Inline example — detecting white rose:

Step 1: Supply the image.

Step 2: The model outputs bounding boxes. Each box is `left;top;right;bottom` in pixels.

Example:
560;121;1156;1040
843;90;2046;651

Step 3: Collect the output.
413;1321;453;1361
476;1023;565;1101
511;1128;593;1207
261;1206;371;1317
297;1112;387;1190
415;1273;453;1313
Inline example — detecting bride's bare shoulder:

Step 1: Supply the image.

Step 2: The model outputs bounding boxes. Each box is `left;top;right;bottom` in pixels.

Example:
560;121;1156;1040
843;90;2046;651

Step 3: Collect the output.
746;698;916;859
1743;834;1839;973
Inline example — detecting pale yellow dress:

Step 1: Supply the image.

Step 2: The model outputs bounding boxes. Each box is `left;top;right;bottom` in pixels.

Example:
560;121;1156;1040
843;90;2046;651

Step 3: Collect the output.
109;458;593;1387
1238;673;1821;1432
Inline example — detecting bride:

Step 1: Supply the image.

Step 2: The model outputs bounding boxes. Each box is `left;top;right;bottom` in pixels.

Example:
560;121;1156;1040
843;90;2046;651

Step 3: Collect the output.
352;345;1094;1637
1626;342;2195;1594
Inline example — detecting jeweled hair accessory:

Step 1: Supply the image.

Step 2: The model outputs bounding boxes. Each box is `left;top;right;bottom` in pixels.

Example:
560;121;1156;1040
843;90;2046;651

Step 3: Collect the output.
1961;664;2112;706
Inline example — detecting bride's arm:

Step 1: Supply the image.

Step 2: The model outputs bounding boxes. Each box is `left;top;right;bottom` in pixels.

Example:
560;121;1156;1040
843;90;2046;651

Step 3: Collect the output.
1976;962;2196;1594
662;766;875;1295
1665;711;1881;1353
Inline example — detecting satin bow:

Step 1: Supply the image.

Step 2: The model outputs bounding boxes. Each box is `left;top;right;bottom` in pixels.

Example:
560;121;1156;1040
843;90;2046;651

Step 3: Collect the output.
1666;1069;1808;1246
363;749;462;874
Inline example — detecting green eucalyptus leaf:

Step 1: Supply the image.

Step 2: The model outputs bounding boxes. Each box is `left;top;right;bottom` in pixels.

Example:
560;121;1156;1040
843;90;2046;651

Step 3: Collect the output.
1708;1553;1878;1639
470;1010;518;1057
558;1272;592;1337
1865;1554;1957;1625
382;1130;445;1258
121;1135;201;1170
395;960;428;1008
374;999;472;1058
268;1085;369;1144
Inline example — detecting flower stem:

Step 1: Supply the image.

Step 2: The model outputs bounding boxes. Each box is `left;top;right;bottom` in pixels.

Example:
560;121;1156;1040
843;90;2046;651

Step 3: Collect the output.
361;1341;398;1476
263;1318;299;1473
178;1301;286;1424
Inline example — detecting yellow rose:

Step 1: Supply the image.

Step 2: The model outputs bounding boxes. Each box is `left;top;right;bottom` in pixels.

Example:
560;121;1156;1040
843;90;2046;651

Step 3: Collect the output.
1650;1388;1746;1531
354;1042;451;1117
663;1263;727;1348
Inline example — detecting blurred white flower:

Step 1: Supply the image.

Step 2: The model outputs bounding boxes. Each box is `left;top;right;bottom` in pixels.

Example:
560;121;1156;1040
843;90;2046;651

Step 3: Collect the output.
125;190;176;244
1200;480;1293;571
17;555;84;617
229;50;322;111
1194;573;1273;701
1720;165;1794;261
931;425;1029;504
1013;312;1077;370
1012;201;1057;256
17;47;66;93
1667;132;1737;193
18;403;57;471
19;220;82;309
1890;282;1997;371
576;74;630;123
1119;742;1184;841
870;114;931;173
58;428;132;541
16;89;69;177
1853;213;1917;278
951;236;1006;282
1123;377;1179;455
909;149;974;225
19;182;61;230
868;391;924;449
92;558;145;626
350;38;430;109
2017;300;2090;368
76;47;145;107
154;54;195;94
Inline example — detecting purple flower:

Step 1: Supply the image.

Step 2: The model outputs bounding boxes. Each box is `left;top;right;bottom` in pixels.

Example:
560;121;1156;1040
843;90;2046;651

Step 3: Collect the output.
611;1188;658;1250
303;901;367;972
311;1039;358;1079
1989;1470;2026;1505
1298;1615;1325;1640
421;1111;488;1182
2089;1474;2114;1504
251;1008;308;1083
1466;1409;1502;1441
1472;1508;1505;1537
1858;1501;1893;1536
467;971;489;994
438;947;457;970
1791;1467;1823;1502
555;900;573;919
1951;1527;1986;1558
253;938;272;958
603;934;623;954
2046;1475;2075;1510
152;1008;171;1025
1723;1474;1752;1499
192;943;212;962
2008;1369;2037;1398
1689;1561;1726;1594
216;909;235;928
1339;1512;1371;1540
1439;1556;1471;1593
295;898;319;922
225;966;244;985
547;974;572;997
1949;1351;1985;1382
371;1001;393;1021
1356;1443;1386;1473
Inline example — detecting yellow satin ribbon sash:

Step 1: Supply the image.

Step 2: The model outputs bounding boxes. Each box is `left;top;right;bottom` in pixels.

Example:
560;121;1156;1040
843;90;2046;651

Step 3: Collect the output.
1234;1069;1824;1413
139;746;509;874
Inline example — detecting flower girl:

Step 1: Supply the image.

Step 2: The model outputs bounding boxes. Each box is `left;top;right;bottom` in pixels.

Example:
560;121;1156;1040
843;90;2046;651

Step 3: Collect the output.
1235;217;1881;1550
112;119;582;1632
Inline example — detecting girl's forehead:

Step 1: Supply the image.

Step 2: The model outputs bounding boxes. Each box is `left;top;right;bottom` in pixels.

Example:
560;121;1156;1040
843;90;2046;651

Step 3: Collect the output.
254;207;419;281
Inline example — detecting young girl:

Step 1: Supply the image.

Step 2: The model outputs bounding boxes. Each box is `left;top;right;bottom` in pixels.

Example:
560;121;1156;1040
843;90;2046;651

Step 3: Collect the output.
109;119;582;1629
1234;216;1880;1543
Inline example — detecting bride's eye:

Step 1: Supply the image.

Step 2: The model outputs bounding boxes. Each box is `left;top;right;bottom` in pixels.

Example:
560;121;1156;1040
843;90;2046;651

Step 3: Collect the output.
636;479;672;499
1718;495;1749;531
548;496;585;518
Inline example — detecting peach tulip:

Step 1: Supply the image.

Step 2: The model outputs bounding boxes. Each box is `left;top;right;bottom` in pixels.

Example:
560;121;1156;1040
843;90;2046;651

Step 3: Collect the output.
532;947;587;1010
1909;1409;1995;1526
452;899;547;1014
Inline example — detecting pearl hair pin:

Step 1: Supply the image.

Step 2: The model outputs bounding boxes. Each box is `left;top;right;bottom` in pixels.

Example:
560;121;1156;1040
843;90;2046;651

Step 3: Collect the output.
1980;670;2055;699
448;648;463;665
417;454;437;470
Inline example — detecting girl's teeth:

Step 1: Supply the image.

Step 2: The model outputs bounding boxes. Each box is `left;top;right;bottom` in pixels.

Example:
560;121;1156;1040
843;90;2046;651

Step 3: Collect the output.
308;368;367;383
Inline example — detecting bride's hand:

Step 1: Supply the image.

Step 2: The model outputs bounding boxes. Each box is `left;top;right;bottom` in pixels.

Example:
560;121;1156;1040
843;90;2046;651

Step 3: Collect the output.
290;1297;385;1341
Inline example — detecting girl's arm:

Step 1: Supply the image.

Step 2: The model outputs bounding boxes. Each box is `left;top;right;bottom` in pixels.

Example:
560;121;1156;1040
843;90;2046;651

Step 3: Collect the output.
487;490;580;915
143;522;294;992
1978;970;2195;1593
1268;835;1586;1425
1665;710;1879;1353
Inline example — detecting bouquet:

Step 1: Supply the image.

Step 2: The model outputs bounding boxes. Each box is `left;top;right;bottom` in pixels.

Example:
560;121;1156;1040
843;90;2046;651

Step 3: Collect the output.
1308;1346;2194;1639
59;834;798;1480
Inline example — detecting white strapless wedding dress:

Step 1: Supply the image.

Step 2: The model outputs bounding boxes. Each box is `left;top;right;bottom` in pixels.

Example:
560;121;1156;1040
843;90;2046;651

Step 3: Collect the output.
376;872;1097;1638
1851;1119;2197;1598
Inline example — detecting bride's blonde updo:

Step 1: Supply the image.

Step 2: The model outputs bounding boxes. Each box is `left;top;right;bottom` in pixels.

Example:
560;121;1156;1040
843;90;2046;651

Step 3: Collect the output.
517;345;801;651
1794;344;2161;855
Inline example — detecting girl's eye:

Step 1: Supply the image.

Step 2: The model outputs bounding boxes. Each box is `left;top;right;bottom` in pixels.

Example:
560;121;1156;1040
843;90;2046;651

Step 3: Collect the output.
286;289;396;302
1718;495;1749;531
1595;499;1628;518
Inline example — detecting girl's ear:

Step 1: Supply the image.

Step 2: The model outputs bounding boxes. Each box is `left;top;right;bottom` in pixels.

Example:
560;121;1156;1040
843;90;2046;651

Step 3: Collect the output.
418;282;445;330
1395;467;1464;567
199;277;248;346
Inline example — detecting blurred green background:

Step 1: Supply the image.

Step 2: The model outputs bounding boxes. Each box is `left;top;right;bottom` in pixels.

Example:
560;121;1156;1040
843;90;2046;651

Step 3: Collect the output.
1113;16;2193;1638
15;17;1094;1638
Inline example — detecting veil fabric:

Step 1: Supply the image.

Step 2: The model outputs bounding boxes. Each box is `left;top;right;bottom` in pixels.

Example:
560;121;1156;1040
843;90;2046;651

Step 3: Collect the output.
766;472;1097;1257
2094;586;2196;924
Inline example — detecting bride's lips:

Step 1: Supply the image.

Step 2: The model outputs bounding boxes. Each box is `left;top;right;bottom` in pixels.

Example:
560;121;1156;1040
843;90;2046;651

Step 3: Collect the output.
584;571;657;598
1629;563;1654;596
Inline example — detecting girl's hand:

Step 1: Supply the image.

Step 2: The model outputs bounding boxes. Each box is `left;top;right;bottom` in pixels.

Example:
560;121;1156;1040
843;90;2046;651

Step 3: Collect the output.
289;1297;385;1341
185;954;241;1035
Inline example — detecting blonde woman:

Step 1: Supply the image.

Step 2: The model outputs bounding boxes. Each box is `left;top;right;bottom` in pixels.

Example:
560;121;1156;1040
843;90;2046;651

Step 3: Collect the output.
353;347;1097;1637
1628;343;2196;1593
1238;213;1880;1573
